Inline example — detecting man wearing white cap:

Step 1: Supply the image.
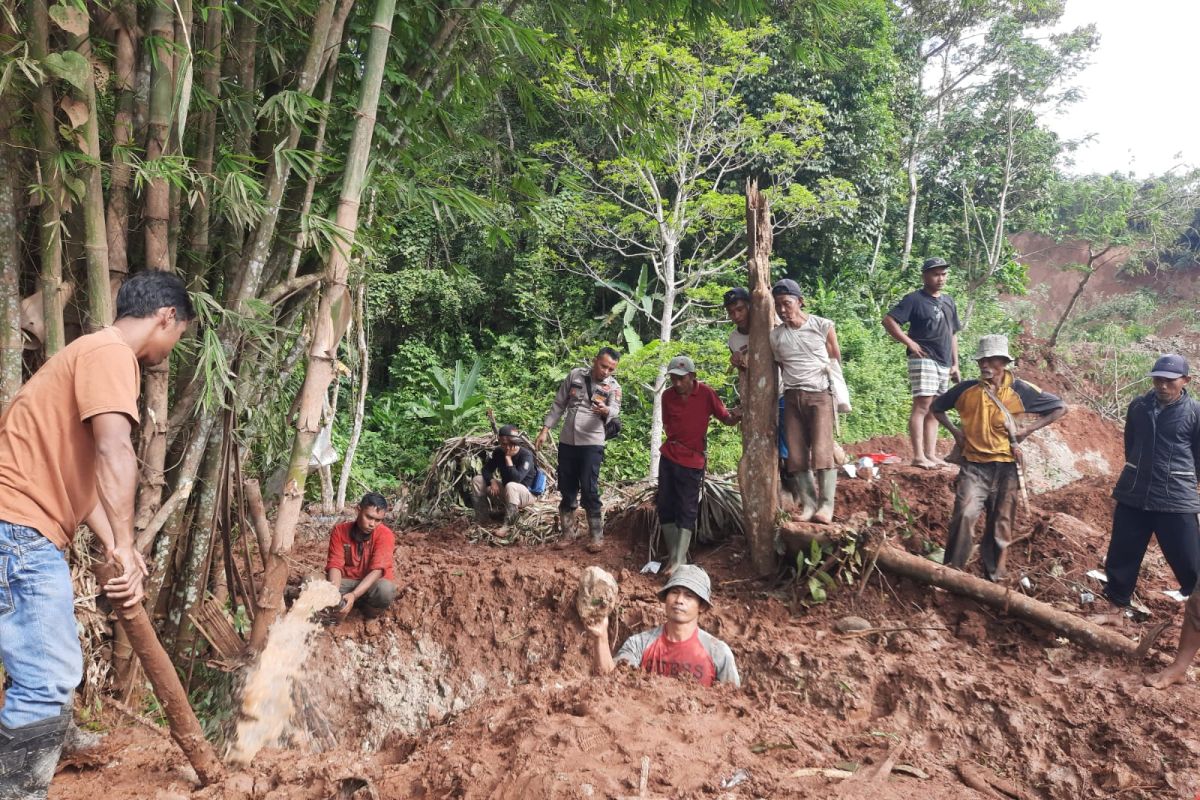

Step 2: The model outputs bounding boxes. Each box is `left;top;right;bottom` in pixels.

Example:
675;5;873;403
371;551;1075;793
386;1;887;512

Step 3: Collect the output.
1101;356;1200;690
932;335;1066;580
656;355;741;576
585;565;740;687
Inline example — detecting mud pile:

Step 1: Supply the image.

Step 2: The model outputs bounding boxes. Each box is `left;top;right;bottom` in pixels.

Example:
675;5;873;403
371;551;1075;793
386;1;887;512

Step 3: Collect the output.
50;409;1200;800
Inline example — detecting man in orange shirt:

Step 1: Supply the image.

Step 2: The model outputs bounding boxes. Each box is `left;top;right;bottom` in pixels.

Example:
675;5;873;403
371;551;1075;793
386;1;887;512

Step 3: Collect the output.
325;493;396;618
0;271;192;797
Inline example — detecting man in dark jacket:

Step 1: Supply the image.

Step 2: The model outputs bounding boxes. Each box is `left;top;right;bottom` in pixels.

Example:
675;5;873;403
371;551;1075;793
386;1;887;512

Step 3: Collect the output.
1103;354;1200;617
470;425;538;525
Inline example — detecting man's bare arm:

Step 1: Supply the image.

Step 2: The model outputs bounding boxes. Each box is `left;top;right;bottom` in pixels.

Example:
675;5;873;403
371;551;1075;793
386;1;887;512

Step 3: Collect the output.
92;412;147;607
586;616;616;676
882;315;925;358
1016;406;1067;442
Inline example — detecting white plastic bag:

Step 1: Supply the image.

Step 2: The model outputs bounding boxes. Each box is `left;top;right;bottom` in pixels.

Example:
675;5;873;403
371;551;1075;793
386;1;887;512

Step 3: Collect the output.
827;360;851;414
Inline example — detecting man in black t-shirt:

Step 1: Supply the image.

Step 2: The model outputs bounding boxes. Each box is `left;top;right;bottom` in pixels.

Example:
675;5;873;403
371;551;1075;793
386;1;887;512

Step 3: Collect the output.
883;257;962;469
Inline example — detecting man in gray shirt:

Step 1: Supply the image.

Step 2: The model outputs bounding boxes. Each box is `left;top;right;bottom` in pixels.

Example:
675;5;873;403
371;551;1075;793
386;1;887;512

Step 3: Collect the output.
535;348;622;552
585;565;739;688
769;279;842;524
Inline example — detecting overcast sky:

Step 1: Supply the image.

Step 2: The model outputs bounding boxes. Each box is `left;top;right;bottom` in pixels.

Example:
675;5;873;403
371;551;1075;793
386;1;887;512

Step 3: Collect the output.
1044;1;1197;177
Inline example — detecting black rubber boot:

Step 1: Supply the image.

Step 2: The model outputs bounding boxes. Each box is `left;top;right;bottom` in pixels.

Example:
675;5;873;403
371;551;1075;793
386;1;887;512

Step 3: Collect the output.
585;513;604;553
0;708;71;800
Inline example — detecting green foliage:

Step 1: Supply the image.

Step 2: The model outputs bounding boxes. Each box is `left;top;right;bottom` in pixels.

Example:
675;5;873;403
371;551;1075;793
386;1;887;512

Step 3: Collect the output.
408;359;486;431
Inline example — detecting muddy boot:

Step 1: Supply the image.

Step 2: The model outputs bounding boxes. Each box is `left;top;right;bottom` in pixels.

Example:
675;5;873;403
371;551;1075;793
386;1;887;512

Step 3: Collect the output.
659;523;680;574
503;502;520;526
585;513;604;553
554;509;578;548
473;494;492;525
666;528;693;576
0;708;71;800
811;469;837;525
792;471;818;522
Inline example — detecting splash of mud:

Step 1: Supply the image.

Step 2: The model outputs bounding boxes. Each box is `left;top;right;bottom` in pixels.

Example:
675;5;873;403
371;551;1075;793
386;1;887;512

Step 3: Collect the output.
227;579;341;765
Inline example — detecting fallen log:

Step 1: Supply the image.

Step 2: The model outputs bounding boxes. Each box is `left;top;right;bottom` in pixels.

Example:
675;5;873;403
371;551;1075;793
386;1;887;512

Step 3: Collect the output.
95;563;225;785
779;522;1142;658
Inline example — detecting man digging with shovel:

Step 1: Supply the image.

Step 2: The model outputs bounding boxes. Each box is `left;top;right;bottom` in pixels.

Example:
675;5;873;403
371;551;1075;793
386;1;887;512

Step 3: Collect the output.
0;272;192;797
932;335;1066;581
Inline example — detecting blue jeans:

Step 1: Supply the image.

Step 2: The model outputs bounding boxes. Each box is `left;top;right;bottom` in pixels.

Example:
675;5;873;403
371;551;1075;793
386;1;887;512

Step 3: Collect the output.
0;520;81;727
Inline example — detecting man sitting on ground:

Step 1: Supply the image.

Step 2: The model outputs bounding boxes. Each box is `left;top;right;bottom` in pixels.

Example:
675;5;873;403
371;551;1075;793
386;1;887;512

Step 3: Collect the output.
326;493;396;618
470;424;538;525
585;565;739;687
932;335;1066;581
658;356;740;576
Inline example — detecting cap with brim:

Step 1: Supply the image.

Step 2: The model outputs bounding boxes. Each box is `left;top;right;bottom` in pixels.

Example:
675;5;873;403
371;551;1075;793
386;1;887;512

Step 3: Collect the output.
498;424;520;438
666;355;696;376
973;334;1012;363
771;279;803;299
922;257;950;272
1149;354;1189;379
657;564;712;607
723;287;750;306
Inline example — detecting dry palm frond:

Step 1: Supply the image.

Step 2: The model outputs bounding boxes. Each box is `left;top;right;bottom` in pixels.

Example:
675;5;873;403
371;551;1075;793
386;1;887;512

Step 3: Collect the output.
408;434;556;522
607;473;745;559
69;529;110;710
465;502;565;546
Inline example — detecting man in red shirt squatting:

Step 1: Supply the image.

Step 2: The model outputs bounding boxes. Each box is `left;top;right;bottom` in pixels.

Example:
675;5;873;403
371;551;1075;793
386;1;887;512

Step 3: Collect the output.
325;493;396;618
657;355;741;576
586;565;739;688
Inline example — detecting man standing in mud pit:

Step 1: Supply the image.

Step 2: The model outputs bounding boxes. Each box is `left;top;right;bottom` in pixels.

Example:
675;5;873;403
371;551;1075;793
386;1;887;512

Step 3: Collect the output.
535;347;622;553
586;565;739;687
0;271;193;798
326;493;396;618
932;335;1066;581
883;257;962;469
1100;356;1200;676
657;356;741;576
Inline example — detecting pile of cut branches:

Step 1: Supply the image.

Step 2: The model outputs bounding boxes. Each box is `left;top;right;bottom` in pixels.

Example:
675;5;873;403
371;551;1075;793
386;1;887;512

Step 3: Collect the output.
408;434;557;523
607;474;744;559
466;502;565;546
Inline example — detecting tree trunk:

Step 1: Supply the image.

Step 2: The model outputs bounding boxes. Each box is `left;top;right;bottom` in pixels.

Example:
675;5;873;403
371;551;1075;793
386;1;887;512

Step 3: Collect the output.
184;4;223;286
336;285;369;509
71;17;115;330
779;523;1141;658
249;0;397;651
1046;250;1104;351
900;128;921;270
647;239;678;480
28;0;66;356
0;99;22;409
739;179;779;576
143;0;174;271
104;0;137;287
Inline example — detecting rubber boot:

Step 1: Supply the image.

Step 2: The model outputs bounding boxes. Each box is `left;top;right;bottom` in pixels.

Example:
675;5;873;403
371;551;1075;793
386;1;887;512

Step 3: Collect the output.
473;493;492;525
811;468;837;525
659;523;680;574
503;502;520;526
795;471;818;522
0;708;71;800
666;528;693;577
554;509;578;548
585;513;604;553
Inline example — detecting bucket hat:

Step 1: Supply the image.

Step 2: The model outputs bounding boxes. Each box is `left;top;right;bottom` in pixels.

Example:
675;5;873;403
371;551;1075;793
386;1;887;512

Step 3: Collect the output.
973;334;1012;363
657;564;713;607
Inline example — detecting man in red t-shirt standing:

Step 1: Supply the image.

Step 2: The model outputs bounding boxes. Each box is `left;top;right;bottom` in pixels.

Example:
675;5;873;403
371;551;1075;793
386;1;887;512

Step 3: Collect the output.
658;356;740;576
325;493;396;618
585;565;739;688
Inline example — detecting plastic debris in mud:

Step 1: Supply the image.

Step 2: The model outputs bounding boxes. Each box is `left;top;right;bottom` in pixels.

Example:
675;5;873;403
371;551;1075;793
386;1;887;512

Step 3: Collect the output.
227;579;341;765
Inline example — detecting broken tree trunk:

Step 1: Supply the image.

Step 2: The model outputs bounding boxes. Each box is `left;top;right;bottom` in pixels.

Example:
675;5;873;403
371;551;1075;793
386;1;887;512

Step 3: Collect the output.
780;522;1141;658
94;563;224;786
739;178;779;576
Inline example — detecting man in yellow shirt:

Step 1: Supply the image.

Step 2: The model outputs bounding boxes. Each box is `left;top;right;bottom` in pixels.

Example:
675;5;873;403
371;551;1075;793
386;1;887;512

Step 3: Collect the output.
932;335;1066;580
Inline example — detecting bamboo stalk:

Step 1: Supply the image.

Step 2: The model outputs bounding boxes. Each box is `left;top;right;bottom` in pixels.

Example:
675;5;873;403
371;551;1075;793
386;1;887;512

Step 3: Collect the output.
0;89;22;409
336;284;368;509
250;0;398;652
103;0;137;287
